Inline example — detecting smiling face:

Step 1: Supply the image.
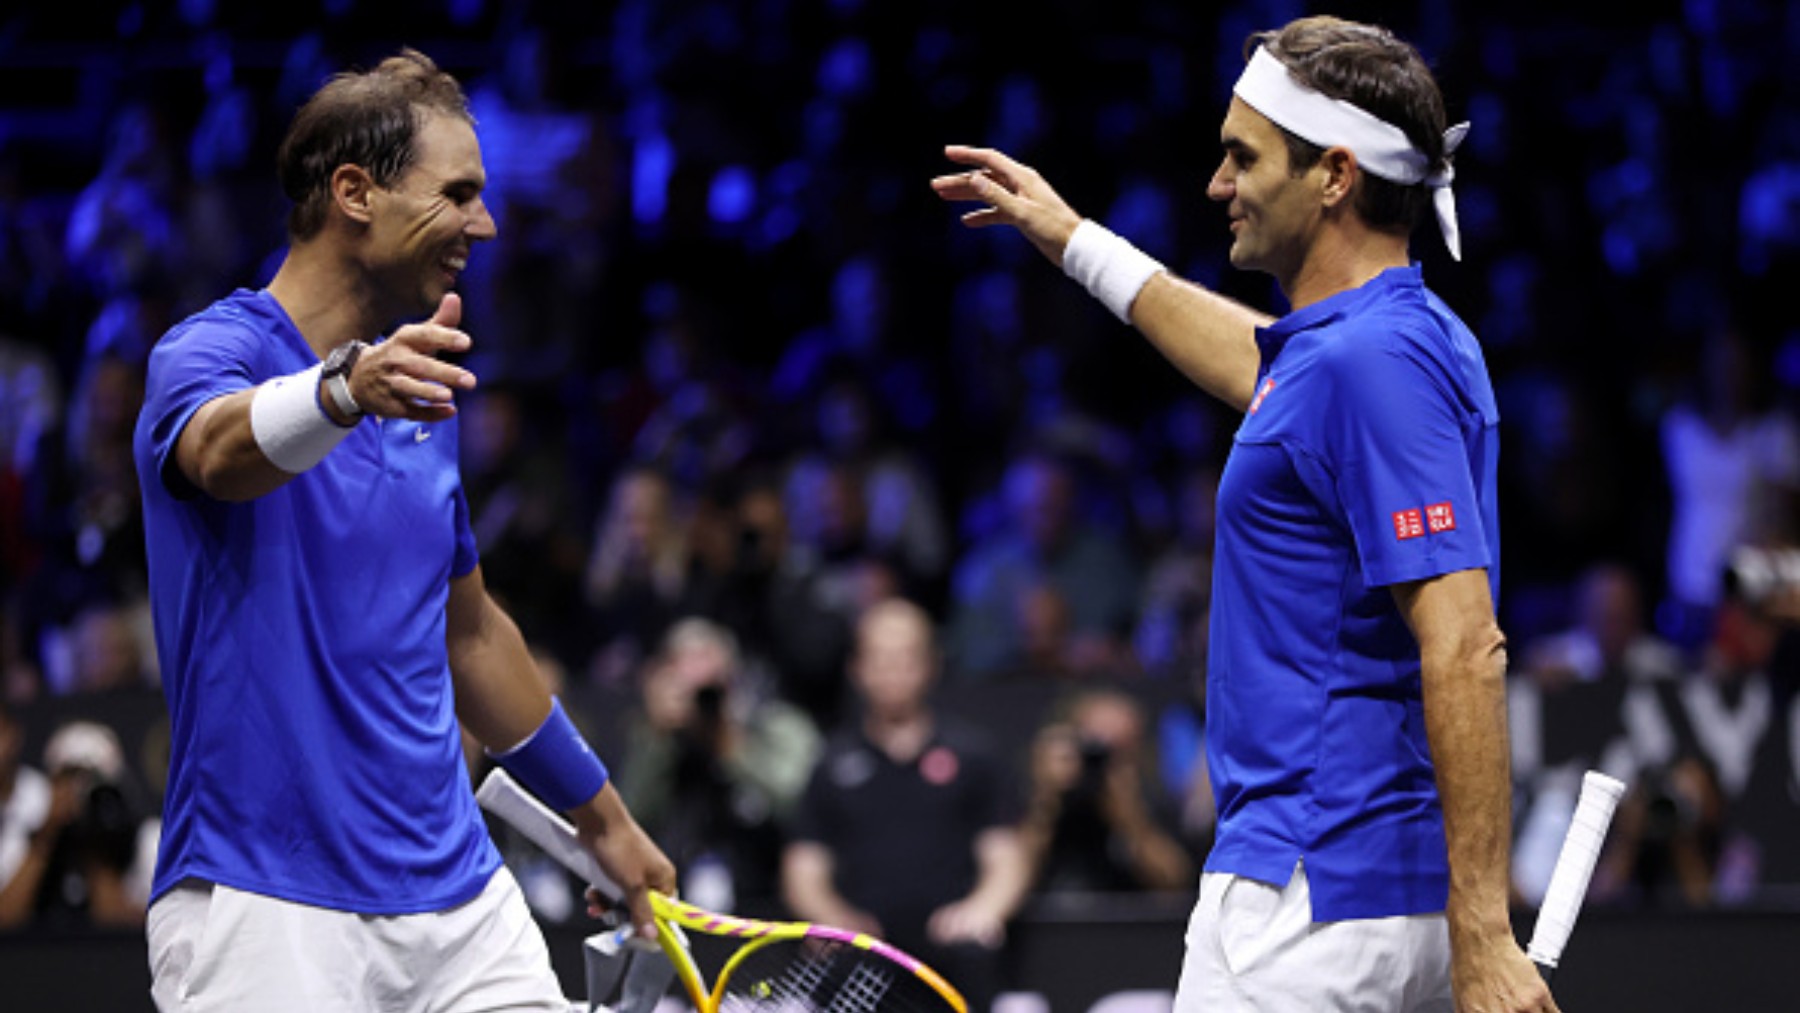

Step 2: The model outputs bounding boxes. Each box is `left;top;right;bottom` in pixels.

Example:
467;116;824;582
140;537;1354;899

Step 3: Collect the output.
364;109;496;316
1207;97;1325;286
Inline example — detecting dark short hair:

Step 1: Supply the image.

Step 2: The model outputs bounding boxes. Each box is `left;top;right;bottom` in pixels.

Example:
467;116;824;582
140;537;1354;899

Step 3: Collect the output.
1247;17;1449;237
276;48;472;241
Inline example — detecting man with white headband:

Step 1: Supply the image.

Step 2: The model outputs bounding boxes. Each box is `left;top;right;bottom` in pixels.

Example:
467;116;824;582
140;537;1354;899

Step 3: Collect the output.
934;15;1556;1013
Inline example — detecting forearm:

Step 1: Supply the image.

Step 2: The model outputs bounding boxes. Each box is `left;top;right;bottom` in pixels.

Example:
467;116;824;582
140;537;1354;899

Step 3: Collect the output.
1016;792;1061;880
0;839;51;927
176;391;305;501
965;827;1033;918
1422;639;1516;944
1128;272;1270;412
782;843;861;925
1115;817;1195;891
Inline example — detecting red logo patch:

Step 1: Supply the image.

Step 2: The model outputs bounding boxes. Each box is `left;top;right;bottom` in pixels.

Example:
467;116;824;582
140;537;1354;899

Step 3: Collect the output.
1393;508;1424;541
1426;501;1456;534
919;746;959;786
1248;377;1276;415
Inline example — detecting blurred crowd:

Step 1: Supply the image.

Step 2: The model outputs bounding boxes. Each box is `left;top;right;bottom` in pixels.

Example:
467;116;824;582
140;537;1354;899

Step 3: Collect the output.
2;0;1799;949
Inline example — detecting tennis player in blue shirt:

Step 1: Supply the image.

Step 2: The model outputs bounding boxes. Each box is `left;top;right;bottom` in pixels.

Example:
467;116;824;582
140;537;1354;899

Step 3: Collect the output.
935;15;1558;1013
134;49;675;1011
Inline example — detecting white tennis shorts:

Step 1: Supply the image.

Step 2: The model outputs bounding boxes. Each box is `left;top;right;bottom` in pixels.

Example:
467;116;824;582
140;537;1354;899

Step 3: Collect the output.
147;865;567;1012
1174;863;1453;1013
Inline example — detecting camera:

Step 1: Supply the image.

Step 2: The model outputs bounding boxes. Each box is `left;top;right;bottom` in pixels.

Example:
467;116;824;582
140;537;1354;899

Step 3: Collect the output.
1072;738;1112;801
60;777;139;868
693;683;725;722
1722;545;1800;607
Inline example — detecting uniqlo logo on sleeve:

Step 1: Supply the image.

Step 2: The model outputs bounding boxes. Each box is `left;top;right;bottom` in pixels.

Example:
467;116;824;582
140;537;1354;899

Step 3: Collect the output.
1392;508;1424;540
1426;501;1457;534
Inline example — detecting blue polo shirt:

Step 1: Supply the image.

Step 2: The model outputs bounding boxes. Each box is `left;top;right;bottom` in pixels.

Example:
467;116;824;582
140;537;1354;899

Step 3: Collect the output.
1203;265;1500;921
134;289;498;914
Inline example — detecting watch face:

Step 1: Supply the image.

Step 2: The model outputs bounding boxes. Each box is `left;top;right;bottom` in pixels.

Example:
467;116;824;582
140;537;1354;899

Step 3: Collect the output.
325;341;360;377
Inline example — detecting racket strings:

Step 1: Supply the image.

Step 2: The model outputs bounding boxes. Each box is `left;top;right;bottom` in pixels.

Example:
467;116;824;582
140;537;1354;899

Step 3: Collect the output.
825;962;895;1013
720;945;838;1010
719;939;954;1013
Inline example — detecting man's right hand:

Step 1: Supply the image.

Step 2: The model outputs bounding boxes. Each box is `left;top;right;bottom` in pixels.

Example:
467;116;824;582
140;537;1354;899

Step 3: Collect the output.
931;145;1084;267
1452;928;1563;1013
344;292;479;422
574;782;679;944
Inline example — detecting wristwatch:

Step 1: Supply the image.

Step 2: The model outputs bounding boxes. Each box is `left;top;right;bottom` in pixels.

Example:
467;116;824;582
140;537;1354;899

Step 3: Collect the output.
321;340;368;422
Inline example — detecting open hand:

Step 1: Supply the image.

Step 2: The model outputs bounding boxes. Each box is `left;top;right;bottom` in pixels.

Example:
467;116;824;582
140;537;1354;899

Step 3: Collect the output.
346;292;478;421
930;145;1084;266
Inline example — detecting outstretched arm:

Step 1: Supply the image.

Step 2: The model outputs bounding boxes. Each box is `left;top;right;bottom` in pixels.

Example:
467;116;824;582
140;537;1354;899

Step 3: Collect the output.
932;145;1269;411
175;294;477;501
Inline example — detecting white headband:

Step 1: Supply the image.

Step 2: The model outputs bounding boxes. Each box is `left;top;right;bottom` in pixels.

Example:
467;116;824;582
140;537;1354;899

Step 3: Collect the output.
1233;46;1470;260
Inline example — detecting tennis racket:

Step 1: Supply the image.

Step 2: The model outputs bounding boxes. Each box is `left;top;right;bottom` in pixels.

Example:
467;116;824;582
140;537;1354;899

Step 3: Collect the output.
1525;769;1625;981
476;768;969;1013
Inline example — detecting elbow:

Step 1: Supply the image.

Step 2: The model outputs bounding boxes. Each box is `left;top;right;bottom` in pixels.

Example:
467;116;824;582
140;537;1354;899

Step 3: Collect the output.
192;460;266;502
191;457;249;502
1421;621;1508;684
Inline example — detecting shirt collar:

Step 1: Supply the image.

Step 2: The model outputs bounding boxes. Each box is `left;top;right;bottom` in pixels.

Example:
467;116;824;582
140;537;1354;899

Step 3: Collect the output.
1255;263;1425;356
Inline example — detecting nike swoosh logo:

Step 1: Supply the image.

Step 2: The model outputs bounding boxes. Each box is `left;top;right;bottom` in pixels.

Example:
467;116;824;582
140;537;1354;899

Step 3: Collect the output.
414;427;431;444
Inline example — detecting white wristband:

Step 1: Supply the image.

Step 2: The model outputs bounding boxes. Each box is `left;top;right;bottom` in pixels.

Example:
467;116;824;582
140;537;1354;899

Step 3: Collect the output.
1061;219;1166;323
249;363;355;474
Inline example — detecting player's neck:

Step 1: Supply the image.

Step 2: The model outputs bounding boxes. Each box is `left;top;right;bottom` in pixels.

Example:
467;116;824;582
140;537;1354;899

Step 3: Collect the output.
266;245;391;358
1280;224;1411;310
863;707;933;762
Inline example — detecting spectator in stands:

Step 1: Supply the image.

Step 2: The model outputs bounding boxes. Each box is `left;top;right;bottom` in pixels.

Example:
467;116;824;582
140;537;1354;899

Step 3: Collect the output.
616;616;820;910
709;470;882;727
460;381;590;669
1133;461;1219;681
948;450;1139;681
1659;320;1800;649
65;597;154;696
0;700;51;920
1509;562;1687;905
1019;686;1194;895
62;99;182;304
781;369;952;608
0;719;151;928
1629;550;1800;902
782;597;1031;1012
585;464;697;685
1594;751;1731;909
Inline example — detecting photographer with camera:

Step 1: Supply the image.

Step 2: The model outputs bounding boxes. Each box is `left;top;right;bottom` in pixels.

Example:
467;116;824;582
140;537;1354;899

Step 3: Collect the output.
1587;542;1800;907
0;719;152;928
1020;687;1194;896
616;616;821;911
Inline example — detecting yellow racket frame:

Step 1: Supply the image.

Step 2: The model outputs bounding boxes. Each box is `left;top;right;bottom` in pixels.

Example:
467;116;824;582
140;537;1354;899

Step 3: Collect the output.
648;891;967;1013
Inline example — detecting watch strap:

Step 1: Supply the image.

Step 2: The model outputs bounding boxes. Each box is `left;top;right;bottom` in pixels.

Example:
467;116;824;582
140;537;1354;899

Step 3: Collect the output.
321;340;366;422
325;370;363;420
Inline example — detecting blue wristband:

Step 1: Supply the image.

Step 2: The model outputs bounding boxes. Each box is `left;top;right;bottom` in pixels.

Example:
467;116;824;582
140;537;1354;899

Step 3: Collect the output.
487;698;610;812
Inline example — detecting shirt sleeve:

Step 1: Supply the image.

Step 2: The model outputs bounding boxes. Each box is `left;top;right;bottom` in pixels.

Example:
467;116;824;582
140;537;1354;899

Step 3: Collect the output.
139;317;263;499
1319;333;1492;589
451;479;479;578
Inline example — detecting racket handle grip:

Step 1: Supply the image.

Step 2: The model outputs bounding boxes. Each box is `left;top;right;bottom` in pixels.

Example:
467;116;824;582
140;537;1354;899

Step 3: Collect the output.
476;767;623;901
1525;770;1625;970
